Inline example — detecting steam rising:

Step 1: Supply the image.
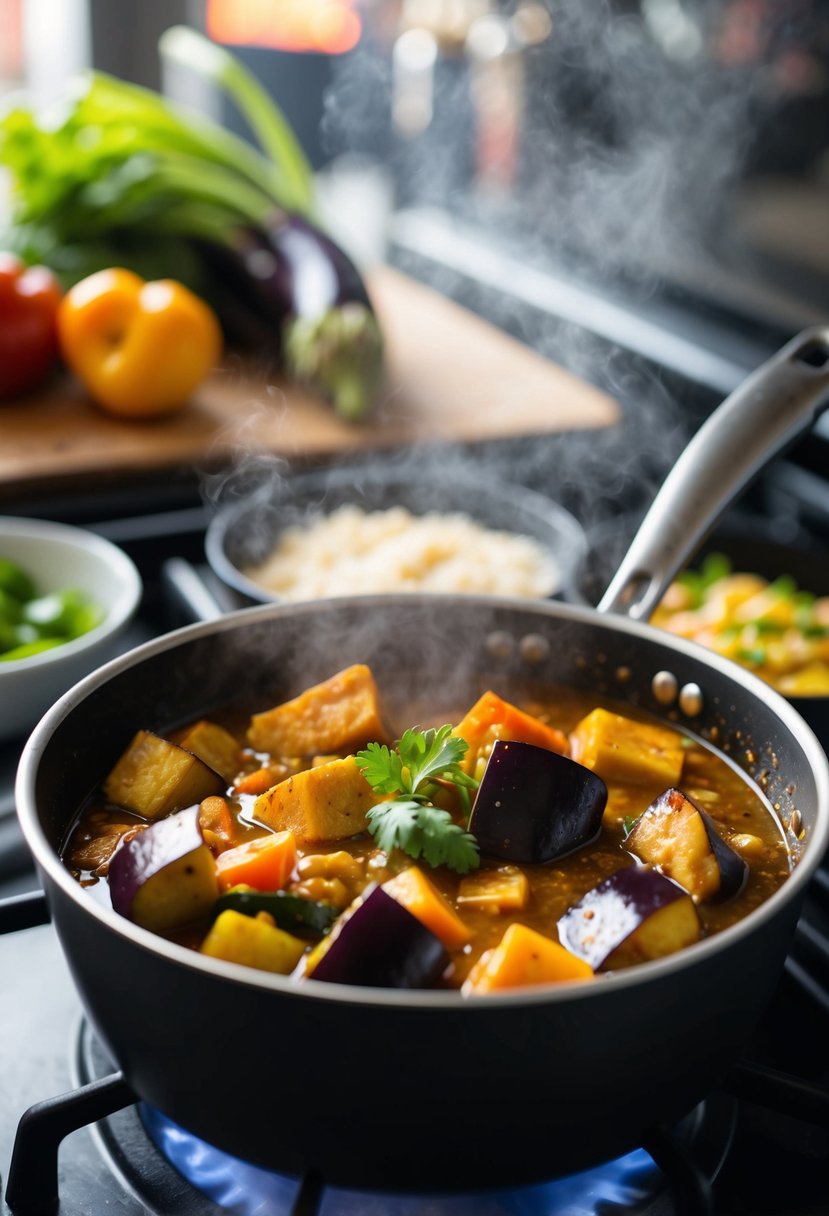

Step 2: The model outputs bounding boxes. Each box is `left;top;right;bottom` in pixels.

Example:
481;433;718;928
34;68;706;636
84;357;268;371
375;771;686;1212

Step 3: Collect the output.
201;1;776;601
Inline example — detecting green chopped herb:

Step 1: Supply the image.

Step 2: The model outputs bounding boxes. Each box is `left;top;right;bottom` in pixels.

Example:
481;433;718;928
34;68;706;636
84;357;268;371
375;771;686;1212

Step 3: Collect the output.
768;575;798;600
356;726;481;874
699;552;732;588
366;801;480;875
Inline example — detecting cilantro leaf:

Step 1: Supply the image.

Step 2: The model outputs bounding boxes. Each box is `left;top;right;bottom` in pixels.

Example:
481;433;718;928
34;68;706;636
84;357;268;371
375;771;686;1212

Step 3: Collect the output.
397;725;468;789
366;802;480;875
366;800;423;856
358;726;482;875
357;725;478;799
355;741;407;796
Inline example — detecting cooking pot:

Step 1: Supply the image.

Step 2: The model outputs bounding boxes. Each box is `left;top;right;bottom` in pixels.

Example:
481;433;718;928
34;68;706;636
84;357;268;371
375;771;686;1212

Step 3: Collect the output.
10;329;829;1191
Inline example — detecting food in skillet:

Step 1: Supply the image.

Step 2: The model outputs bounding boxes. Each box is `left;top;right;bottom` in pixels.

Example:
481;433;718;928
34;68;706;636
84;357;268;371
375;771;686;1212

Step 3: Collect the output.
653;553;829;695
62;663;790;993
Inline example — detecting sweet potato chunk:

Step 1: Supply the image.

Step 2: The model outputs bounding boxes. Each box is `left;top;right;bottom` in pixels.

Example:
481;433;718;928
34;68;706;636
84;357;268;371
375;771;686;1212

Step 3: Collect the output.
247;664;391;757
253;756;380;843
174;720;241;783
104;730;226;820
569;708;684;787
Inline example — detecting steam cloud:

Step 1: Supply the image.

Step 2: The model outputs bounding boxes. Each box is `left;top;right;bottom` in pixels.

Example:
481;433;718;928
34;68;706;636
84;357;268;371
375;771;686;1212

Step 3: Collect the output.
202;1;783;601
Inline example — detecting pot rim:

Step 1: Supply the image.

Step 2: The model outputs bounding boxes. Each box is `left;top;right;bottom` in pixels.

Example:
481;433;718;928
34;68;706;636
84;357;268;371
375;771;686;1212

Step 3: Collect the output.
16;593;829;1011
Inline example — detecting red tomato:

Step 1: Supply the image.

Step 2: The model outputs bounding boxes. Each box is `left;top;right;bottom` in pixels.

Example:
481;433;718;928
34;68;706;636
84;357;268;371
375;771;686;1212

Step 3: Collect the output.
0;252;63;399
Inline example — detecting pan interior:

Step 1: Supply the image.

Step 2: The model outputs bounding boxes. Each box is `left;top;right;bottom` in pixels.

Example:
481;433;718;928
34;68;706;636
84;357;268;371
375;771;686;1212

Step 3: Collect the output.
20;594;829;1002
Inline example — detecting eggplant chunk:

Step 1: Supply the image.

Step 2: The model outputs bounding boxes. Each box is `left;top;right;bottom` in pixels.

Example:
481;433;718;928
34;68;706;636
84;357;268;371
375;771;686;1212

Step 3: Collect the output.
557;866;701;971
108;806;220;933
627;787;748;903
104;730;226;820
468;740;607;863
307;885;449;989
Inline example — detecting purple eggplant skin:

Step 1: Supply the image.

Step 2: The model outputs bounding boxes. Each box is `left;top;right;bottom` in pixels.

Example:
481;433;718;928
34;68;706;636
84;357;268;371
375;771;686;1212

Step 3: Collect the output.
468;739;608;864
107;805;219;933
626;787;749;904
194;214;384;422
309;885;449;989
557;865;701;972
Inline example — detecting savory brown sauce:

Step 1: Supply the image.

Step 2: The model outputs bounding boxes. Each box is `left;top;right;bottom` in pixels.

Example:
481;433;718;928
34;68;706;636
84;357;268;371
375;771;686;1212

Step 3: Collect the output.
62;672;791;993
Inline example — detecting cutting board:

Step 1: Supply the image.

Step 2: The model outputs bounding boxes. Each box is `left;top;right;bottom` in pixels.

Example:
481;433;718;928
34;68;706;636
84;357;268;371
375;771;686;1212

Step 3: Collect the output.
0;266;619;498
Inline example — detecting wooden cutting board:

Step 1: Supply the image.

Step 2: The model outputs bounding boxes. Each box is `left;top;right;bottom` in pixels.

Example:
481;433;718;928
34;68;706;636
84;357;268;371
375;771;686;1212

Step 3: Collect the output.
0;266;619;498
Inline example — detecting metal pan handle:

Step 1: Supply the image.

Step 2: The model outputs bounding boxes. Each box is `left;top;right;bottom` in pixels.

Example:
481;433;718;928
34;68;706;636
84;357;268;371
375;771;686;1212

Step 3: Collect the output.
599;326;829;621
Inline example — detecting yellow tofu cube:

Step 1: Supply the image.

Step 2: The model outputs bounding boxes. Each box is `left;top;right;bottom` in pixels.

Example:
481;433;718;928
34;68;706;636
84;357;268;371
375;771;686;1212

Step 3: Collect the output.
569;708;684;787
247;664;390;757
457;865;530;912
252;756;381;843
201;909;305;974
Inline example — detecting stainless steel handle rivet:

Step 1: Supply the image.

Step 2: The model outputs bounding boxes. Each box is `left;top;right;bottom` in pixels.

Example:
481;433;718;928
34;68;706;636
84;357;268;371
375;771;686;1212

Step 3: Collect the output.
485;630;515;660
652;671;679;705
679;683;704;717
519;633;550;663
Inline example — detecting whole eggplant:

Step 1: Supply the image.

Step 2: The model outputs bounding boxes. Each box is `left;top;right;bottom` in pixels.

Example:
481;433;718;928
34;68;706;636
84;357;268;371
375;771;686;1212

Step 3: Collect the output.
196;214;384;422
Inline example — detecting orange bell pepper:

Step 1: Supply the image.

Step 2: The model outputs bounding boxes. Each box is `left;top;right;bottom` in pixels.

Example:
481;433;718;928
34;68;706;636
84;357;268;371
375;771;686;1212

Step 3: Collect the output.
57;267;222;417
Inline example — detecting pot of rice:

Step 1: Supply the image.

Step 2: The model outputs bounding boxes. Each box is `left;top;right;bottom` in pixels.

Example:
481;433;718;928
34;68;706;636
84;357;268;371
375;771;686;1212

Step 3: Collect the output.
205;464;587;608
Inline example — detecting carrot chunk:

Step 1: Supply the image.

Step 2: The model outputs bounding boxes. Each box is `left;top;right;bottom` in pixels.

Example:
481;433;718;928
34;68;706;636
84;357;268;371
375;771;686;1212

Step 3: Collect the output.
383;866;471;950
198;796;236;848
454;691;568;778
215;831;297;892
233;767;279;796
462;923;593;994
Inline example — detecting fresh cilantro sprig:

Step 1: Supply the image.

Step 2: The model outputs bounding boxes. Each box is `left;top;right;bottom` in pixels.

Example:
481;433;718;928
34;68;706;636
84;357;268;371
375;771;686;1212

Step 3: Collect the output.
356;726;481;875
366;801;480;874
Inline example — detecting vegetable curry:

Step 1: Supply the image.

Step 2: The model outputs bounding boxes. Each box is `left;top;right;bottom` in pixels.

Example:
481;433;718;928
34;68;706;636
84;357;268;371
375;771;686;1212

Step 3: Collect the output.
63;663;790;995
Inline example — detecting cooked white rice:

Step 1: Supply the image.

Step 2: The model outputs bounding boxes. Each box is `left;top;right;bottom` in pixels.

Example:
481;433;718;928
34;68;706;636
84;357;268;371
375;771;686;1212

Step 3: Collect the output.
243;504;560;600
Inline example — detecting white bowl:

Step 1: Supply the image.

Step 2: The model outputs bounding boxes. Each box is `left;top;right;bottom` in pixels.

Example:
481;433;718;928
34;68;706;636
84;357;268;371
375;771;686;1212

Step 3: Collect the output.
0;517;142;743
